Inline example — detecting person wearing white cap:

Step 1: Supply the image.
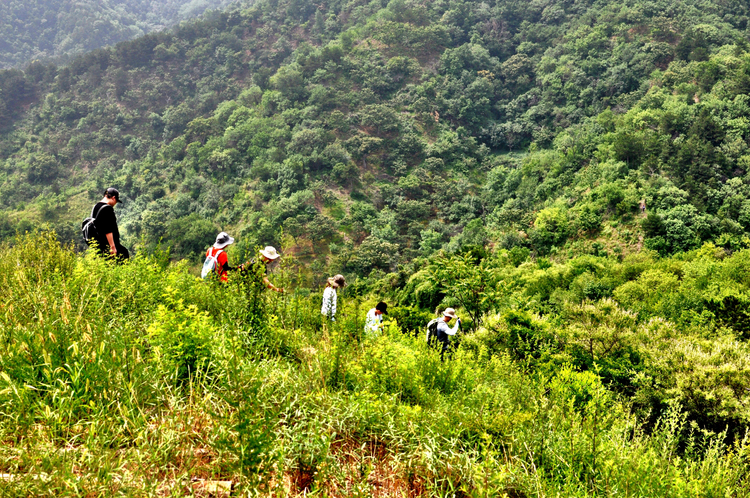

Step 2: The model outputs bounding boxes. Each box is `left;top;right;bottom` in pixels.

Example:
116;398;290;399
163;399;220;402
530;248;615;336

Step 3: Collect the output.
257;246;284;293
434;308;461;360
203;232;238;282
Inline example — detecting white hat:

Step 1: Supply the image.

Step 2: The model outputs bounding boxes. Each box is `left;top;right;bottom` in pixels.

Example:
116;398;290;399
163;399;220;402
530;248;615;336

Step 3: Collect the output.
443;308;458;319
260;246;280;260
214;232;235;249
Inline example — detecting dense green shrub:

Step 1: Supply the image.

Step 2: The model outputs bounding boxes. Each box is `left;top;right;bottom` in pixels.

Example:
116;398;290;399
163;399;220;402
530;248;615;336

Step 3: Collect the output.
146;289;218;382
388;305;432;337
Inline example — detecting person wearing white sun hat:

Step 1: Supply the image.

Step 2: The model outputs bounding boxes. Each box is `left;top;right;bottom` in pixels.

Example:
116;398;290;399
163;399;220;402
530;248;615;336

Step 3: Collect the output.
203;232;240;282
427;307;461;361
256;245;284;293
321;274;346;321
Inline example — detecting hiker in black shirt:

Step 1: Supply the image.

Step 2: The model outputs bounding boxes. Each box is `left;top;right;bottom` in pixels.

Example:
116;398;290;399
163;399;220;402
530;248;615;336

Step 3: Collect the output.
91;187;129;262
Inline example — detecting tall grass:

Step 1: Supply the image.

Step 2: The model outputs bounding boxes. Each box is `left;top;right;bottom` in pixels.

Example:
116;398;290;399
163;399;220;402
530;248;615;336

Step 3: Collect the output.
0;232;748;496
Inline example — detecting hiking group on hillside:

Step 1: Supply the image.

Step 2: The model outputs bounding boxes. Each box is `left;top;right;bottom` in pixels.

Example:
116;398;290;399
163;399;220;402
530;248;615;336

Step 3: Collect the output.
83;187;460;359
201;231;284;292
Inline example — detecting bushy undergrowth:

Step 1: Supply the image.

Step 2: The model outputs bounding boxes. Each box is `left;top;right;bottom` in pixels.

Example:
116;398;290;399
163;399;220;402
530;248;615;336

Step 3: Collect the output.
1;232;749;496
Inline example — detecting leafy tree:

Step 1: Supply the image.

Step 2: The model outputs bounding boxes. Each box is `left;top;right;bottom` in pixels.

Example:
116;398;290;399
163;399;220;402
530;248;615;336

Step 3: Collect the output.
308;214;337;246
423;252;503;329
165;213;217;261
419;229;443;255
531;207;569;253
348;236;397;275
563;299;641;393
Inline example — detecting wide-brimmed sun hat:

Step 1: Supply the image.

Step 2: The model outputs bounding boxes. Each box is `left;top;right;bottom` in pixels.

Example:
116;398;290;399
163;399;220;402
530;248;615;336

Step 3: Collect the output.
443;307;458;319
333;274;346;287
327;277;339;288
260;246;280;260
214;232;235;249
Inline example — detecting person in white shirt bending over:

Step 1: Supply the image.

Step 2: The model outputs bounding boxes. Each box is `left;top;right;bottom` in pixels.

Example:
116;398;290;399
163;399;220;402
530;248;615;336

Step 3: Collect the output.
321;274;346;321
364;301;388;337
434;308;461;360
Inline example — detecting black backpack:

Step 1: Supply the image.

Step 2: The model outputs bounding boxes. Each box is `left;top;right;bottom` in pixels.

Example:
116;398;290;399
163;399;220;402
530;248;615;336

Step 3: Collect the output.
81;204;104;246
426;318;441;344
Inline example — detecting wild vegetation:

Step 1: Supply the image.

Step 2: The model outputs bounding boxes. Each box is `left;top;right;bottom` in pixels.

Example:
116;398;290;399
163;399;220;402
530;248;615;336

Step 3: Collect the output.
0;0;244;69
4;0;750;493
2;232;750;496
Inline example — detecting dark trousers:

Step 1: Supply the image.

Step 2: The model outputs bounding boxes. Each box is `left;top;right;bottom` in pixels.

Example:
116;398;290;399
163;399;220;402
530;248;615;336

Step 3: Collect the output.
439;339;451;361
429;333;451;361
92;240;130;263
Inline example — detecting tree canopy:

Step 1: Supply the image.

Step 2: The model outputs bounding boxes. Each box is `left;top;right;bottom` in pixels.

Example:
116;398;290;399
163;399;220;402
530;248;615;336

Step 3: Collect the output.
0;0;244;69
0;0;749;271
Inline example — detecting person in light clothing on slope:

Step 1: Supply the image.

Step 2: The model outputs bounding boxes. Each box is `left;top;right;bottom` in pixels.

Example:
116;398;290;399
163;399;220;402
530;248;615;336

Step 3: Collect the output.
434;307;461;360
364;301;388;336
321;274;346;321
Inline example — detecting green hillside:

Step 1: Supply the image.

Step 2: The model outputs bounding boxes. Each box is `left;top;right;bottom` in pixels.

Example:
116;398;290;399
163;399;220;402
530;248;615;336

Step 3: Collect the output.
0;0;243;69
1;0;750;276
3;0;750;493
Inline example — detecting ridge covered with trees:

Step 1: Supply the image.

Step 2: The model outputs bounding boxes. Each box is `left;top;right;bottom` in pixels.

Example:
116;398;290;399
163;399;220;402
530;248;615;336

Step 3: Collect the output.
0;0;243;69
1;0;750;274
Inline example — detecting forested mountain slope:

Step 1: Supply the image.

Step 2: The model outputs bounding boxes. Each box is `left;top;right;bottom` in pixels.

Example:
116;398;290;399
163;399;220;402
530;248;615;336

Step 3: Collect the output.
1;0;750;276
5;2;750;493
0;0;243;69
